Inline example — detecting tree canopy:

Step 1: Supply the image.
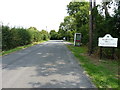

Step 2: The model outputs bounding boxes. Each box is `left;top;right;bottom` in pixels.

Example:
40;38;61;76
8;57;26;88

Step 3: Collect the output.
58;0;120;59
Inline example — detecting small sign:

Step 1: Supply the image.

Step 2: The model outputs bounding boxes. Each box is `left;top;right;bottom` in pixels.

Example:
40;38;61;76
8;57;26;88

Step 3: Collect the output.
74;33;81;46
98;34;118;47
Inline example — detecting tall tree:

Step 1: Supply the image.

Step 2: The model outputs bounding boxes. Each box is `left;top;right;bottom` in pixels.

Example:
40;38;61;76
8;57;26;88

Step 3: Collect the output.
67;1;89;32
50;30;59;40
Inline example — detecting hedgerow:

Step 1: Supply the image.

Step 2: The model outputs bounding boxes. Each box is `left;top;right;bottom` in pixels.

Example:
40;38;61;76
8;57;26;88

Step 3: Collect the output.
2;25;49;51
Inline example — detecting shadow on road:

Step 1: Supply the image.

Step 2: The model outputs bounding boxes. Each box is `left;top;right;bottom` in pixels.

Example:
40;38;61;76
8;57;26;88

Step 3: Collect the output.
2;40;94;88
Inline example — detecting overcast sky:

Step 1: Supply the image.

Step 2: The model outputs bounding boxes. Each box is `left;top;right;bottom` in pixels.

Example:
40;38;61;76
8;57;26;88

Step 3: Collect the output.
0;0;73;32
0;0;106;32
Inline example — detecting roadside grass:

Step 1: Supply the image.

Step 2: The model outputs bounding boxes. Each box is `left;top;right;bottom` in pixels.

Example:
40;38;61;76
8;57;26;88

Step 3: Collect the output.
0;40;47;56
67;44;119;88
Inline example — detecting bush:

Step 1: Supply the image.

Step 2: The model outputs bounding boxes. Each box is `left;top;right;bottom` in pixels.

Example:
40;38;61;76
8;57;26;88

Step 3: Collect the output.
50;30;62;40
2;25;50;51
78;24;89;45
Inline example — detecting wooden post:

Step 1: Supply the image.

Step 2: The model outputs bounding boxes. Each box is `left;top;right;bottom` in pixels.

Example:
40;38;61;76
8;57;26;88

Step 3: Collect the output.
112;48;115;60
100;47;102;59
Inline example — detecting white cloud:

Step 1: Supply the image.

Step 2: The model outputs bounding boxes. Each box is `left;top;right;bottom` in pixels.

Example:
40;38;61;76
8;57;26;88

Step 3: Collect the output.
0;0;72;32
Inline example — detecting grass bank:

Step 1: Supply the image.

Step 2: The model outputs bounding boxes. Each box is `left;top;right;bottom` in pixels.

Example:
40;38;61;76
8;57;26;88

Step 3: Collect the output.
0;40;47;56
67;44;119;88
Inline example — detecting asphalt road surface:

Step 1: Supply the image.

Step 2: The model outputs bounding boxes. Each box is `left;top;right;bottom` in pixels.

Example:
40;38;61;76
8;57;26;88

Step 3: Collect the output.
2;40;95;88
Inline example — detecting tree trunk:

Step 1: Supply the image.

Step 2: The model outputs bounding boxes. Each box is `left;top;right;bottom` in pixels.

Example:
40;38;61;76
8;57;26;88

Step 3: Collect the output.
93;0;96;7
103;1;109;18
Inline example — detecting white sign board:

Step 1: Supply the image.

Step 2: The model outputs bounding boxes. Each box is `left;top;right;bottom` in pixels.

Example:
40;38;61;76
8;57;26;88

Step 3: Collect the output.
98;34;118;47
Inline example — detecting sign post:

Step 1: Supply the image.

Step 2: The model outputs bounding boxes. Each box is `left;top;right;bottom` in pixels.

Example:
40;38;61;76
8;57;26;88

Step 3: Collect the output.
98;34;118;59
74;33;81;46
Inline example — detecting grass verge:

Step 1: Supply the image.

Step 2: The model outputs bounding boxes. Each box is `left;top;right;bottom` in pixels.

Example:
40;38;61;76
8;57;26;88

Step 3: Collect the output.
0;40;47;56
67;44;119;88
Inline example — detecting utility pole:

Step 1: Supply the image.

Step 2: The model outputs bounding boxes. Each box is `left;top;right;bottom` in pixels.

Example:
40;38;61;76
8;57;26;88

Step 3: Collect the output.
89;0;93;56
93;0;96;49
93;0;96;35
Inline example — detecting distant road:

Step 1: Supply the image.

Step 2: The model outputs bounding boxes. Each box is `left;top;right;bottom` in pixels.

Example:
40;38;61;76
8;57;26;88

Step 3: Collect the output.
2;40;95;88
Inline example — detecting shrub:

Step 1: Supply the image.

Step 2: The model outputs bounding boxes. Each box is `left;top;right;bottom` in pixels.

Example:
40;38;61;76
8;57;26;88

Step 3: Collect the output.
2;25;50;51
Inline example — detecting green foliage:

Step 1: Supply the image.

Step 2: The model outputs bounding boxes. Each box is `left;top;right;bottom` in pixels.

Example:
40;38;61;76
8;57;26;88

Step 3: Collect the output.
92;1;120;59
1;41;45;56
67;1;89;29
2;25;50;51
40;30;49;40
78;24;89;44
66;30;73;41
58;0;120;59
2;25;13;50
58;1;89;44
50;30;62;40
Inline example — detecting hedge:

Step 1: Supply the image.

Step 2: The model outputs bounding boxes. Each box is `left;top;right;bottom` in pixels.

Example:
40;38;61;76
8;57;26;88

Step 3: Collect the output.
2;25;50;51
